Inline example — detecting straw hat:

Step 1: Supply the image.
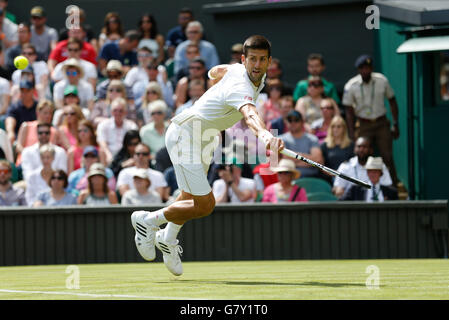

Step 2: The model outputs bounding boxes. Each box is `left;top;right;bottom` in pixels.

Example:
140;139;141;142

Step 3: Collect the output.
271;159;301;179
63;58;84;78
87;163;107;179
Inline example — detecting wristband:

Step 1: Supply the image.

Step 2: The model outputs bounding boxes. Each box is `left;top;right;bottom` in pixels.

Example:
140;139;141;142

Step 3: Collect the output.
208;69;216;80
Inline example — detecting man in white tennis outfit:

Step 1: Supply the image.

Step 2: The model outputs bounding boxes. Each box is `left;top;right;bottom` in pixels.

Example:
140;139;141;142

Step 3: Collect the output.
131;35;284;276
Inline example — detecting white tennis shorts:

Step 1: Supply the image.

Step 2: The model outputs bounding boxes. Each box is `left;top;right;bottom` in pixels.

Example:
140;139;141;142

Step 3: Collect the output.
165;122;218;196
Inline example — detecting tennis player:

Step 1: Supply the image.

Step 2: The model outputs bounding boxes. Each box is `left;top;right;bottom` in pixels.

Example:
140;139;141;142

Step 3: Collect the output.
131;35;284;276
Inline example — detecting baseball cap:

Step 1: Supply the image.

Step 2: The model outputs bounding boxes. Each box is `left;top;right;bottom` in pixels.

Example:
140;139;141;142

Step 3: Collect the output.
133;168;150;181
83;146;99;157
355;54;373;68
31;6;46;17
106;60;123;73
87;162;107;178
19;79;34;89
64;84;78;96
286;110;303;122
231;43;243;53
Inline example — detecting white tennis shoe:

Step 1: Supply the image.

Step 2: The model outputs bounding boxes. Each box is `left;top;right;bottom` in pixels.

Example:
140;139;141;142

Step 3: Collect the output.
155;229;183;276
131;210;159;261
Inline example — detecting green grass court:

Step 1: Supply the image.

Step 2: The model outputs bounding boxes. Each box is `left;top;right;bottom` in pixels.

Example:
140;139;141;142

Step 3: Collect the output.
0;259;448;300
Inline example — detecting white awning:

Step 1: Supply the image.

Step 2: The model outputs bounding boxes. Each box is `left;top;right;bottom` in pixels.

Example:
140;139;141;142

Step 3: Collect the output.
397;35;449;53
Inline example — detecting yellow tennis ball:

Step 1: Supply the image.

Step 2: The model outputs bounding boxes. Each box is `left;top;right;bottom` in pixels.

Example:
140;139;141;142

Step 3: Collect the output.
14;55;29;70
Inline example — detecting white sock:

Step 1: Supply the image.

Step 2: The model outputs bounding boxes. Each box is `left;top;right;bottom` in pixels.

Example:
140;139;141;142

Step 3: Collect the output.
164;222;183;243
144;208;168;226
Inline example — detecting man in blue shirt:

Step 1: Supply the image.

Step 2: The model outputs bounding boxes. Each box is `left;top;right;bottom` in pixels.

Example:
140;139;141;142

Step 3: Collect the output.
98;30;140;76
165;7;194;49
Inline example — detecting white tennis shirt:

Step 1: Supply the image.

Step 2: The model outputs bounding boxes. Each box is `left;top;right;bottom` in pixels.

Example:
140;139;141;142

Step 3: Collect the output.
171;63;265;132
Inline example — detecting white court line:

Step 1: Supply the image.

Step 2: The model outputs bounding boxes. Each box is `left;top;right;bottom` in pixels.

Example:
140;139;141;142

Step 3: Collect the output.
0;289;205;300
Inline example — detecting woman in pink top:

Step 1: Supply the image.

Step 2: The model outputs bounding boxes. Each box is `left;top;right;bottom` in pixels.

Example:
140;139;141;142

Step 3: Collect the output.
262;159;308;203
260;78;282;124
59;104;85;149
67;120;107;173
15;100;70;166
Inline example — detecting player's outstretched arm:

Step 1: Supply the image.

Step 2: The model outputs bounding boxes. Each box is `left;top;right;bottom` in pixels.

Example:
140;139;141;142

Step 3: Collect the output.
208;64;230;85
240;104;284;154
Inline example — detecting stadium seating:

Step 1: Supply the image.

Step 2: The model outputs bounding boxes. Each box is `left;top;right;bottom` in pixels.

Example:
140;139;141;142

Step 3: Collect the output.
306;192;338;202
292;177;332;195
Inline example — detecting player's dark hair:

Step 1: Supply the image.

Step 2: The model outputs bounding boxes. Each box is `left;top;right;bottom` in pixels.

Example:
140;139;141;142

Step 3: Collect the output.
243;35;271;57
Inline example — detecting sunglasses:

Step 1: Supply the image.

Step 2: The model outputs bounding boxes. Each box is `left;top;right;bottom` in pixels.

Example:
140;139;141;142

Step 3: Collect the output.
135;152;150;157
108;88;123;93
287;118;301;123
31;16;44;20
151;111;163;116
147;91;158;95
84;153;97;158
0;169;10;174
51;176;65;181
66;70;78;77
278;171;292;175
64;112;76;116
321;106;334;110
138;53;152;58
23;51;36;56
37;131;51;135
189;66;202;70
308;82;323;88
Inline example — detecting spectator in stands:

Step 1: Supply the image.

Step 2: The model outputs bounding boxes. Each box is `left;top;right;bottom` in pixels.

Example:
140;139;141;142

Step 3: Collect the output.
310;97;340;143
268;94;294;135
58;104;85;150
229;43;243;64
0;71;10;116
320;115;354;173
295;76;326;130
260;78;282;124
21;122;67;180
333;136;392;198
121;168;162;205
25;143;55;205
262;159;308;203
51;37;97;90
10;44;49;101
252;161;278;202
48;25;96;74
68;146;115;197
343;54;400;186
175;41;200;82
77;163;118;205
212;159;255;203
53;58;94;111
29;6;57;61
165;7;194;49
5;79;37;145
33;169;77;207
0;159;26;206
52;85;85;127
98;29;140;76
0;6;17;50
68;120;107;172
175;57;209;108
0;0;15;23
91;79;135;127
96;60;134;104
110;129;140;178
138;13;165;65
16;100;69;166
5;22;32;75
98;12;124;49
0;128;13;162
136;81;164;126
340;156;398;201
96;97;138;164
293;53;340;104
124;46;154;88
279;110;323;178
116;142;168;201
140;100;169;157
265;58;293;92
175;78;206;115
174;21;219;74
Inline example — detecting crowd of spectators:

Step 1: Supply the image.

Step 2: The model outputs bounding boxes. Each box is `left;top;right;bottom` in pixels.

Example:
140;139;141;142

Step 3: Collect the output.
0;4;400;207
